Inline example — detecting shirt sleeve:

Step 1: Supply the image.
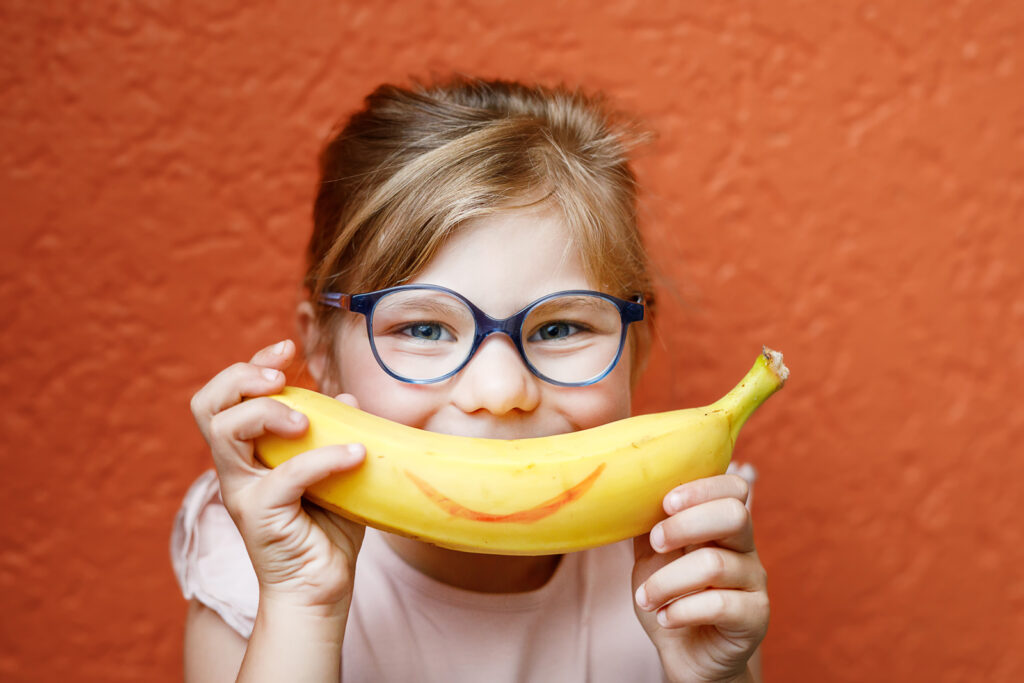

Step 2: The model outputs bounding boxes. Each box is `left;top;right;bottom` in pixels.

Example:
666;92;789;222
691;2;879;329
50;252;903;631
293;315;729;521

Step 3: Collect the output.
169;469;258;639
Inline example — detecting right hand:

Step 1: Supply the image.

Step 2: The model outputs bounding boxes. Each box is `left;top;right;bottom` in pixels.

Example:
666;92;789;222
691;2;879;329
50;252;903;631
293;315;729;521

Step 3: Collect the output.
190;339;367;613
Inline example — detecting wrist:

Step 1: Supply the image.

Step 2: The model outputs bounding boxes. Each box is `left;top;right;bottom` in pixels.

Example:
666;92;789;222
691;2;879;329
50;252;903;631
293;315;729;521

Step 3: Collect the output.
258;594;350;625
257;576;354;620
237;597;350;683
667;667;754;683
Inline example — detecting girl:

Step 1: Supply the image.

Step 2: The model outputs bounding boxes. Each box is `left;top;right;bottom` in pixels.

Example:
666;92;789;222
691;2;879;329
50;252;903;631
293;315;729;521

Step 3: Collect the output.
174;77;768;682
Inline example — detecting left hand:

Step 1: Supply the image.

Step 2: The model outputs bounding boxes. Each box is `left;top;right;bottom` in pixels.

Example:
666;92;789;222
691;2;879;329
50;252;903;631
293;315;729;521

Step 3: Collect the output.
631;474;769;683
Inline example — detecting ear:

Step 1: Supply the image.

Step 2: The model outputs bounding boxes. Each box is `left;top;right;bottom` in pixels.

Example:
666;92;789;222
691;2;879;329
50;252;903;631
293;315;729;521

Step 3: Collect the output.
629;321;653;389
296;300;329;389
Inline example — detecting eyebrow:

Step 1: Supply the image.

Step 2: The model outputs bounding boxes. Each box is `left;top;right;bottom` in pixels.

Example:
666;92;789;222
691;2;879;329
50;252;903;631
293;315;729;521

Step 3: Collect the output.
529;296;609;314
382;298;468;318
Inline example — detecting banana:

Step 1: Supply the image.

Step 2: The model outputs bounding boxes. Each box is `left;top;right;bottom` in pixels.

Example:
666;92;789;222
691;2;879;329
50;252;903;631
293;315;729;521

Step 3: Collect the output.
254;347;789;555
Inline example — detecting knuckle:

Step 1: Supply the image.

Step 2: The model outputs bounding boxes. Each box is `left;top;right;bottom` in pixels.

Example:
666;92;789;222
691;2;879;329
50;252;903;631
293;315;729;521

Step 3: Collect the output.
727;473;750;501
759;593;771;627
746;590;771;634
756;563;768;590
189;391;204;418
228;361;259;385
699;547;727;582
725;496;749;529
708;590;729;620
755;590;770;619
207;412;232;443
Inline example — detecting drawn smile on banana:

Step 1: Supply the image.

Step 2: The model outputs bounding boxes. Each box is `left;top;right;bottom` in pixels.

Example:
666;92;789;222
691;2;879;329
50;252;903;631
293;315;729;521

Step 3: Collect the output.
403;463;606;523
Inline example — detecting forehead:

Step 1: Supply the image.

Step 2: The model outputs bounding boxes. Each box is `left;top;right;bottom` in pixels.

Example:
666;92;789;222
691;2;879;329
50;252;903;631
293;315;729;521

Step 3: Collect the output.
409;204;595;317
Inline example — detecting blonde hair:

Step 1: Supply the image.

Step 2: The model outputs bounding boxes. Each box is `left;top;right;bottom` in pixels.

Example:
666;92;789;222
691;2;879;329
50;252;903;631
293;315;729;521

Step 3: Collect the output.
304;76;655;387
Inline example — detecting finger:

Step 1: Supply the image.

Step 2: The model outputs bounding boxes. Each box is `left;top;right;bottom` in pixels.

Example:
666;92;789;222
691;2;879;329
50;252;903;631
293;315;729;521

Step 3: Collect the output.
632;533;681;590
663;474;750;516
205;396;311;478
650;496;754;554
248;338;296;368
256;444;366;510
332;393;361;410
655;588;770;637
191;359;289;436
636;546;766;612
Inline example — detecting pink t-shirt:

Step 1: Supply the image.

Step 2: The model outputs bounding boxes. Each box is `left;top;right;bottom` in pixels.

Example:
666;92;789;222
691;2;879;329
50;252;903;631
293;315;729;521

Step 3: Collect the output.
171;464;756;681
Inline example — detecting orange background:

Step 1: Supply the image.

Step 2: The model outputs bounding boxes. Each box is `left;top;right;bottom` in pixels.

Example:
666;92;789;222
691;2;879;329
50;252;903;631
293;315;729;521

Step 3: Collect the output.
2;2;1022;681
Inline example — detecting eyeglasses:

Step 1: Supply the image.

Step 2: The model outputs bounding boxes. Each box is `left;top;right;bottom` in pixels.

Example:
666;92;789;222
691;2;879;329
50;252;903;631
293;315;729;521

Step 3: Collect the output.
319;284;644;387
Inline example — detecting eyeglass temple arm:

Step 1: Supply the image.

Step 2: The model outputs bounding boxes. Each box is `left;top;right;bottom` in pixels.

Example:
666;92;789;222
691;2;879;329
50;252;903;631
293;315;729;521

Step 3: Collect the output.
318;292;352;309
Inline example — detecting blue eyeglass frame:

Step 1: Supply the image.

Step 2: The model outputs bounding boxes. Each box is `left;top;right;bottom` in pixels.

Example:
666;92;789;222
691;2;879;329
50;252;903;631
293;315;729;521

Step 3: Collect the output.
318;284;645;387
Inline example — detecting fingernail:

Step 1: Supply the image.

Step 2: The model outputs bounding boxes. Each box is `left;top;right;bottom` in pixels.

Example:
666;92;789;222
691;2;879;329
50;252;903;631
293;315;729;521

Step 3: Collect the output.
262;368;281;381
272;340;287;355
650;524;665;551
666;492;682;513
289;410;304;424
347;443;366;458
635;585;650;610
657;609;669;627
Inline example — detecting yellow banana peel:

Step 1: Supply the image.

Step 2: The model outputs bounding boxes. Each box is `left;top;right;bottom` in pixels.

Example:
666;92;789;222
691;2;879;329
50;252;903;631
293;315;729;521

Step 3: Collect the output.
255;347;789;555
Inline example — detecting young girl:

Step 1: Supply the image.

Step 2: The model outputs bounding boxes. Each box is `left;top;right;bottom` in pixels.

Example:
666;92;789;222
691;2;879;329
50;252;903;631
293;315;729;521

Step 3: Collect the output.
173;77;768;682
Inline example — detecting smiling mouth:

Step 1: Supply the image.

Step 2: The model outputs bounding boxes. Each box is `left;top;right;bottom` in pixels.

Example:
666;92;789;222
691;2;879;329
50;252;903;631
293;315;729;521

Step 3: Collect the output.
404;463;606;523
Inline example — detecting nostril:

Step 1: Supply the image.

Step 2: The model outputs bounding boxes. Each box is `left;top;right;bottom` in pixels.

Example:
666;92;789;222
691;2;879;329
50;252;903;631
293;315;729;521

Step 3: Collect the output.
451;345;542;417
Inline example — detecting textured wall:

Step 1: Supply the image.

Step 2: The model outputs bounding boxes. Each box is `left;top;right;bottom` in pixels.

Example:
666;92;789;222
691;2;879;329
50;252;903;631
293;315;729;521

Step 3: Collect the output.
1;1;1022;681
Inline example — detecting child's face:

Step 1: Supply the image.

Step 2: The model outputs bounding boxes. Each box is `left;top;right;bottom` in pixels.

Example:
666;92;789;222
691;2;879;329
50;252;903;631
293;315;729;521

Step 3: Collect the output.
332;203;635;438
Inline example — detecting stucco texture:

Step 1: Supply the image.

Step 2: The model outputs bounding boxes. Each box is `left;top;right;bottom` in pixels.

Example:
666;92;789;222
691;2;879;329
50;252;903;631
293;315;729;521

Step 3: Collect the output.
1;1;1022;681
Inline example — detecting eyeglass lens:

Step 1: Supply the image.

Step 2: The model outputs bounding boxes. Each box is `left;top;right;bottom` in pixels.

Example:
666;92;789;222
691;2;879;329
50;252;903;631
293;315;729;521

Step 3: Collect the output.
368;289;624;384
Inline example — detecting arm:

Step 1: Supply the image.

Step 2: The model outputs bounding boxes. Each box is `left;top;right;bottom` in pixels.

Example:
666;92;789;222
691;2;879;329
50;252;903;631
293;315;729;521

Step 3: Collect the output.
188;340;367;682
184;598;350;683
236;599;348;683
184;601;246;683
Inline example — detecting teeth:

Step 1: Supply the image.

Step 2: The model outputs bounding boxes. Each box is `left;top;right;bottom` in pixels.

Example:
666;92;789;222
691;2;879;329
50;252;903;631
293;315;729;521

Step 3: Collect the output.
255;348;788;556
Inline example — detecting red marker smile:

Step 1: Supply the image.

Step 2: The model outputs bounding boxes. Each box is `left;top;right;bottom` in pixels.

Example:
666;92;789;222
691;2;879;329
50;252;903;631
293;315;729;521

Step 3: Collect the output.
404;463;606;523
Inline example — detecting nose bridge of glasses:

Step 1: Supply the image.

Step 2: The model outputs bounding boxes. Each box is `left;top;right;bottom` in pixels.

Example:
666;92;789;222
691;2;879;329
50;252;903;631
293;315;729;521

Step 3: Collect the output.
464;316;533;383
474;309;525;345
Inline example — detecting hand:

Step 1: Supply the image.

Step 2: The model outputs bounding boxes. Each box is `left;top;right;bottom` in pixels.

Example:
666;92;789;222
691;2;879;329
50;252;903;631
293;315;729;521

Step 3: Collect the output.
190;339;367;614
631;474;768;683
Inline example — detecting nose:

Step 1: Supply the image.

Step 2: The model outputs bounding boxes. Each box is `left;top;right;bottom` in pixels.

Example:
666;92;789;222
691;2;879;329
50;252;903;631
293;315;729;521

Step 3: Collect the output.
450;334;541;416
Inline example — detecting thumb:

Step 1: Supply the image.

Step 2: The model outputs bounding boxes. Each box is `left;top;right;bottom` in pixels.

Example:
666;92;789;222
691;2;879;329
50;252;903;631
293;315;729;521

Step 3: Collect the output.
260;444;365;510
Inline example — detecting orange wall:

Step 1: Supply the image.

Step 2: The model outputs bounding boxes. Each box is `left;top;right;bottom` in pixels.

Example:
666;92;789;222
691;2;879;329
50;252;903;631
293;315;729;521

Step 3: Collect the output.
2;2;1022;681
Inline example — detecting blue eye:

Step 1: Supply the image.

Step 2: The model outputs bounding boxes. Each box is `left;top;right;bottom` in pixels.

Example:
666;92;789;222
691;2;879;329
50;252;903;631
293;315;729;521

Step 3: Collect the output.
402;322;451;341
529;321;581;341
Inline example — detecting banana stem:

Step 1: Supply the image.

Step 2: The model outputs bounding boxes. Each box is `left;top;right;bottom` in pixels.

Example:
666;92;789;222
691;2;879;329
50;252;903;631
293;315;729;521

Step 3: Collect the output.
710;347;790;444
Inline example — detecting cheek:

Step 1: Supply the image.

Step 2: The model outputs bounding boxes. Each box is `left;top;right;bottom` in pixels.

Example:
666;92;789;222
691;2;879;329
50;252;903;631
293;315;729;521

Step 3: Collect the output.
335;331;443;428
559;359;634;429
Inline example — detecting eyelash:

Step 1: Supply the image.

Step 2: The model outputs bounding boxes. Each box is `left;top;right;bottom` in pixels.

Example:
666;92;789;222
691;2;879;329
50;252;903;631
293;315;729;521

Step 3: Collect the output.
396;321;456;341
